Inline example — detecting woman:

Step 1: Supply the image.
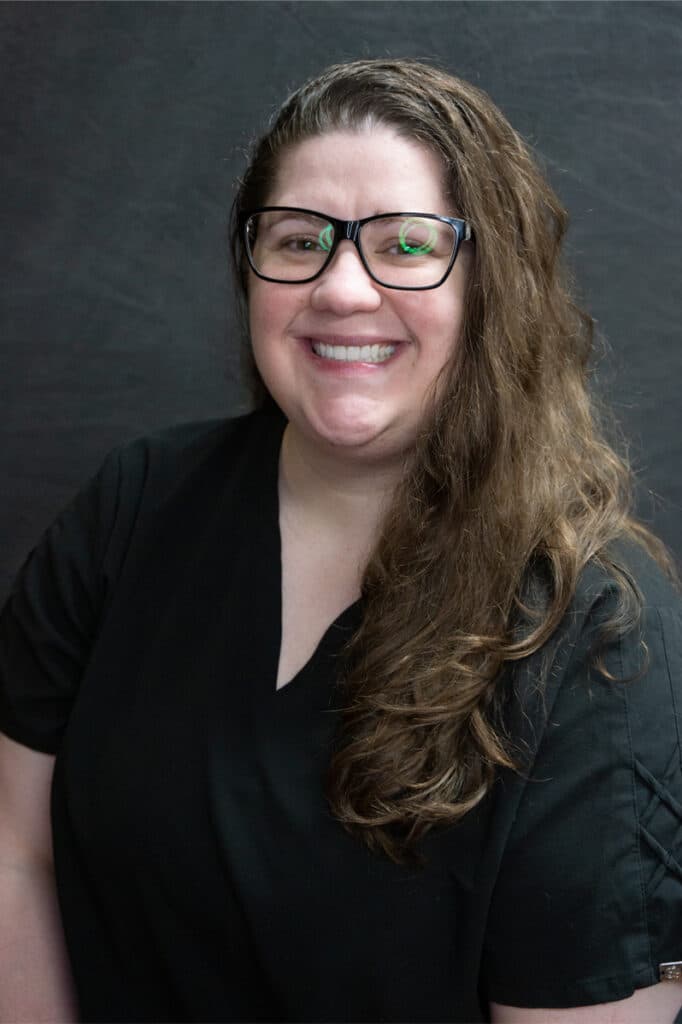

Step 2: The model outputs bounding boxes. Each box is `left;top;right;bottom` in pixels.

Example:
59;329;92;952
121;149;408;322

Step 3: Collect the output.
0;58;680;1023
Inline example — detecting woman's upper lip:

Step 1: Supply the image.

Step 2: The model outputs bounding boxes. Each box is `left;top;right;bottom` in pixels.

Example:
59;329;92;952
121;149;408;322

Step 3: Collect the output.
299;333;407;346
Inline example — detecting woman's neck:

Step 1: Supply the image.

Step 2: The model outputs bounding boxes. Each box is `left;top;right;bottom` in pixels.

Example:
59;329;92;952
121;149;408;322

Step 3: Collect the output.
278;422;401;544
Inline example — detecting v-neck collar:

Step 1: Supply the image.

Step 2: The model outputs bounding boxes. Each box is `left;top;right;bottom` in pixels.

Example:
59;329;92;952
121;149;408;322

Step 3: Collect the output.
258;407;364;695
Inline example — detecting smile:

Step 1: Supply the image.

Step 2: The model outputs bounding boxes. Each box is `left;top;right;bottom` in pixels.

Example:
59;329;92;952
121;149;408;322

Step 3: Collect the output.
310;341;396;363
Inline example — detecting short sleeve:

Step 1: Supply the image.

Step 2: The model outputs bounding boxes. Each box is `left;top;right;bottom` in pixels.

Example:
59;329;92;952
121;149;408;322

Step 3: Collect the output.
0;446;133;754
484;594;682;1008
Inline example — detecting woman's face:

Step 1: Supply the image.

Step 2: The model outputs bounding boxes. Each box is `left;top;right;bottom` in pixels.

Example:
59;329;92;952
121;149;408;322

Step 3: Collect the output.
247;127;470;465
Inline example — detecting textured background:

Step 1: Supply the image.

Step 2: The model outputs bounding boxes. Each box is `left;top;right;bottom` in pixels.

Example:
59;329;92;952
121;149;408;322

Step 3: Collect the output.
1;0;680;597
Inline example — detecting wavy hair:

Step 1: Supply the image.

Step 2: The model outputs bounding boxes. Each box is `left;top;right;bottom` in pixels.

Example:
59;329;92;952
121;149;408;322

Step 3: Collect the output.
229;58;678;865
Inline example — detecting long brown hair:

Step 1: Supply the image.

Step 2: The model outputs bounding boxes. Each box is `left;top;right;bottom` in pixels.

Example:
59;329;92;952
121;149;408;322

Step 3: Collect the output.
229;58;678;865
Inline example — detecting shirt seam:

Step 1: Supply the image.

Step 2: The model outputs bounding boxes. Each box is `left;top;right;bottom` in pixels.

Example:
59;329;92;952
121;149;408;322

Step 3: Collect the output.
657;606;682;774
622;622;654;976
99;449;124;577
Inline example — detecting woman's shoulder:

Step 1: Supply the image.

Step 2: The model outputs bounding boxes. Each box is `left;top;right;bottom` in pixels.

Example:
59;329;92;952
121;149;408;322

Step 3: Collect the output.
525;535;682;680
109;405;284;479
554;532;680;719
91;406;285;513
586;534;681;612
507;534;681;762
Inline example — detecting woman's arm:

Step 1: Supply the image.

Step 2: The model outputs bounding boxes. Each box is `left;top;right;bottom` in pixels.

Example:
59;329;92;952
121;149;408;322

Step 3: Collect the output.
0;732;78;1022
491;981;682;1023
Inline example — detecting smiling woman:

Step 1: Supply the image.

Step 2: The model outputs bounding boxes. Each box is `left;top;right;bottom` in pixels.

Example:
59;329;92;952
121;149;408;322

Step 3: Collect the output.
1;58;681;1024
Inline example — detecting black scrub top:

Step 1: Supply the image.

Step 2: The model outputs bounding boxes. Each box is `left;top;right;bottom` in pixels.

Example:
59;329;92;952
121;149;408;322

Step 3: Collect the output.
1;405;681;1023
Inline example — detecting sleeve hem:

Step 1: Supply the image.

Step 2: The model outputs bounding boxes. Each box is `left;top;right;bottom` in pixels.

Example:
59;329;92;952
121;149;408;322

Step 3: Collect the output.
0;711;61;755
487;962;657;1009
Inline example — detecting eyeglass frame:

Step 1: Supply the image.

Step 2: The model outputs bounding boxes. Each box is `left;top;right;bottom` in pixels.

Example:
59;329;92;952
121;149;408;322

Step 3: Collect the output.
240;206;474;292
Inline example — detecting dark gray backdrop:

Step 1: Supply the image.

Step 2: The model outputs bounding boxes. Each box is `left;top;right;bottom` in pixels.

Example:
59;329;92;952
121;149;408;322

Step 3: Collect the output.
1;0;680;598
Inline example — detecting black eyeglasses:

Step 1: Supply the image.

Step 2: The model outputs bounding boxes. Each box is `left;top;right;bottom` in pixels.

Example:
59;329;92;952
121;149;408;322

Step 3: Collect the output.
240;207;474;291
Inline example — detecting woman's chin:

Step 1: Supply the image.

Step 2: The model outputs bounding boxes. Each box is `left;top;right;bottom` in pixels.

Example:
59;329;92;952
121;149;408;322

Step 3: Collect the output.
297;410;409;462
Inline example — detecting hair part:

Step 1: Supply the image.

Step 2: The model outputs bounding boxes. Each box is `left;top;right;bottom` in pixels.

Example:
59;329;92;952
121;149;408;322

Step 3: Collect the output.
228;58;679;866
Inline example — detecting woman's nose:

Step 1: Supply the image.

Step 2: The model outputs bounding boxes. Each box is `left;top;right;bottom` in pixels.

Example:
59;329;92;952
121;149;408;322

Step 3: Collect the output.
309;241;382;314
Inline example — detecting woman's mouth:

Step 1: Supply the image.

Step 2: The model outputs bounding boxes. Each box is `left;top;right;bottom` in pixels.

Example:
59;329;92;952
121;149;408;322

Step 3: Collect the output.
299;336;406;374
310;340;396;363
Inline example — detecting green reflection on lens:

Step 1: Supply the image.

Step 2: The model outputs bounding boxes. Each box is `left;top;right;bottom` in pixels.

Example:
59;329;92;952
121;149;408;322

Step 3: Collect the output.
318;224;334;252
399;218;438;255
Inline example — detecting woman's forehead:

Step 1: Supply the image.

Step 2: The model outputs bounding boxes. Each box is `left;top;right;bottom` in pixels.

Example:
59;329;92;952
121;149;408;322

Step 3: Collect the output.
265;128;452;217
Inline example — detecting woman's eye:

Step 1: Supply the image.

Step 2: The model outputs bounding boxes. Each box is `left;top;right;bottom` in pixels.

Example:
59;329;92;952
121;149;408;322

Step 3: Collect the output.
398;237;426;254
379;237;435;256
278;235;321;252
374;219;440;256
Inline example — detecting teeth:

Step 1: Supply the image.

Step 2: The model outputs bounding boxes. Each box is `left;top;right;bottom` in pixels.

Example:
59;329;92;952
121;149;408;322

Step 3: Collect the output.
311;342;397;363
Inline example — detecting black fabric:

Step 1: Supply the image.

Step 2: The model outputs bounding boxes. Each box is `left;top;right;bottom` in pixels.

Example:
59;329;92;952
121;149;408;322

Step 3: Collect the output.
1;405;681;1022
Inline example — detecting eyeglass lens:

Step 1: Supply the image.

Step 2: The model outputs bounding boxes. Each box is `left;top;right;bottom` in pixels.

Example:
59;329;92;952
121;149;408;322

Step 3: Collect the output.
246;210;457;287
